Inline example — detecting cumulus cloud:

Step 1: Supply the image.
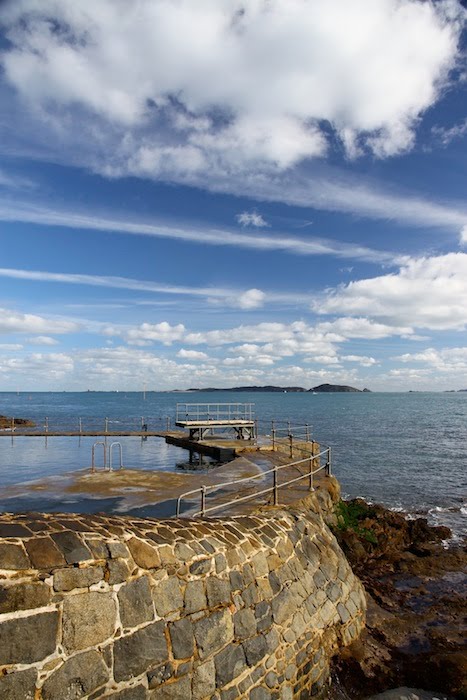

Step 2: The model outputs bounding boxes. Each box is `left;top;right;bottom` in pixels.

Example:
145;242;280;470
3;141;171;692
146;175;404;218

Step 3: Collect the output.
341;354;377;367
393;346;467;374
315;253;467;331
176;349;209;360
1;0;464;183
236;289;266;310
236;211;269;228
125;321;185;346
0;308;78;335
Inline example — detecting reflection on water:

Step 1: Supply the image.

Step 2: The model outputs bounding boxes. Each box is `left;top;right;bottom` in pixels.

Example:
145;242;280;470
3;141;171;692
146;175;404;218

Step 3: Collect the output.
0;436;188;487
0;437;196;517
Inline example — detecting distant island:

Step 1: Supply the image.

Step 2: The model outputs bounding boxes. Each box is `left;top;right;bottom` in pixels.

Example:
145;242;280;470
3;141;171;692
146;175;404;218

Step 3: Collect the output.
185;384;370;393
311;383;370;393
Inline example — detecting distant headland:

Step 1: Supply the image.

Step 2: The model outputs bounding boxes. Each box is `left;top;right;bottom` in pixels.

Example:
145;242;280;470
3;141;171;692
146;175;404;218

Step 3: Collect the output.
183;383;370;393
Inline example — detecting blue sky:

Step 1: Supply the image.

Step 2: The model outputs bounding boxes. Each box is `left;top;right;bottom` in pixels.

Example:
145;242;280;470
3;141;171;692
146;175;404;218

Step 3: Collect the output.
0;0;467;391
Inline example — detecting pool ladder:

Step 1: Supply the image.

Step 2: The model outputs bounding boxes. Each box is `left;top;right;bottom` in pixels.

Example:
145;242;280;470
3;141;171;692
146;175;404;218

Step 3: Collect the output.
91;441;124;472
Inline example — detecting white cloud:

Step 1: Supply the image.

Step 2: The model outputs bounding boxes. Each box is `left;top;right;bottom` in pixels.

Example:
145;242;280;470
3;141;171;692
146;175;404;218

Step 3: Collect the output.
393;346;467;375
0;344;367;390
125;321;186;346
0;308;78;335
341;354;377;367
176;349;209;360
432;118;467;146
236;211;268;228
316;317;413;339
236;289;266;310
27;335;59;346
315;253;467;331
1;0;463;180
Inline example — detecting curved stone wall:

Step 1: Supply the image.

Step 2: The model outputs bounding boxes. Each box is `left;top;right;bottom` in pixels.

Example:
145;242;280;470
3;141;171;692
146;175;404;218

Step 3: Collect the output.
0;486;365;699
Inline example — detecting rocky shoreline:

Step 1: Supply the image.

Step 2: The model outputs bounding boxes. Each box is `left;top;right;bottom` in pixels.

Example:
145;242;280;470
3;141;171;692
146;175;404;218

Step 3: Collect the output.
327;500;466;699
0;414;35;429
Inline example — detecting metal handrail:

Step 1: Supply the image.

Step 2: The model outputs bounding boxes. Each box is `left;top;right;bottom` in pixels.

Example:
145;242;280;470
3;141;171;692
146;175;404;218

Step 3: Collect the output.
176;446;331;517
109;442;124;470
176;403;255;423
91;441;107;472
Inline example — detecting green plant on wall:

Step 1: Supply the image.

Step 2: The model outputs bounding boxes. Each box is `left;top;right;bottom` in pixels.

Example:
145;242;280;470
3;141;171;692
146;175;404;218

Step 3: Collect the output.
334;500;378;545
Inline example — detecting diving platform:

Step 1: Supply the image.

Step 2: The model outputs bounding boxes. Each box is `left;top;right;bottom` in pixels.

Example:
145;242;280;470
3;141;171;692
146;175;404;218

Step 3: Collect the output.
175;403;256;441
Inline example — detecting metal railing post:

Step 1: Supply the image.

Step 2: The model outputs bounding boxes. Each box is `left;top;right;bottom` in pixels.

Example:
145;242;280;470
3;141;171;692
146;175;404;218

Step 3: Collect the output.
287;420;291;435
166;416;170;431
273;466;278;505
289;433;294;458
201;485;206;516
105;417;109;433
305;423;310;442
308;454;314;491
79;417;82;434
45;416;49;433
325;447;331;476
11;417;14;432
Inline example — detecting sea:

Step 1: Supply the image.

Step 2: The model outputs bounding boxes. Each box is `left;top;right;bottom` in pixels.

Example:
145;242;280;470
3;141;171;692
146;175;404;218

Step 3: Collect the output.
0;390;465;540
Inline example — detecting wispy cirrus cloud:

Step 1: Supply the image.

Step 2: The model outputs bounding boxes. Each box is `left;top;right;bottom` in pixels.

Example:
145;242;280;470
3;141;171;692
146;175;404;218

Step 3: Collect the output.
0;200;404;264
0;308;78;335
0;266;297;309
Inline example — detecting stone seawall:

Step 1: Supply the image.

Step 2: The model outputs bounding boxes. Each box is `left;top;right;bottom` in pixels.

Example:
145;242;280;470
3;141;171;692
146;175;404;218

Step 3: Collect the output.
0;483;365;699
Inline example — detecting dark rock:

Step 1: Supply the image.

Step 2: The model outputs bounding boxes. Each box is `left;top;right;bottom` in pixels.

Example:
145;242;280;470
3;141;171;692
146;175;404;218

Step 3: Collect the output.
102;686;148;700
234;608;257;639
0;581;51;613
50;531;92;564
150;675;191;699
53;565;104;591
169;618;195;659
0;542;30;569
214;643;247;686
206;576;231;607
0;611;59;664
42;649;109;700
24;536;66;569
192;660;216;699
118;575;154;629
250;687;272;700
190;558;212;576
194;609;234;659
0;523;32;537
114;621;168;682
0;668;37;700
147;661;174;688
184;580;207;613
107;558;131;584
153;576;183;616
62;591;117;652
242;634;268;666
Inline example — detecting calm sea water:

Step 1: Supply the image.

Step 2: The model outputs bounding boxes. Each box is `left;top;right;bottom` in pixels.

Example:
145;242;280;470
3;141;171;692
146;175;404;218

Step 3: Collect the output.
0;391;465;537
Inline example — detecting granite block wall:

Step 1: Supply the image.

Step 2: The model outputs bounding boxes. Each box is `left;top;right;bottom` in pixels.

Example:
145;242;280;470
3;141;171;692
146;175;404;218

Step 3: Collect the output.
0;486;365;700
